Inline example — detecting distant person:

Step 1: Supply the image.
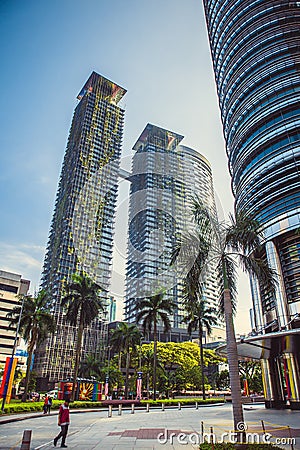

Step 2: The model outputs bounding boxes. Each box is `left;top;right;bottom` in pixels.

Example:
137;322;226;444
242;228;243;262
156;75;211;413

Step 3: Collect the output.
53;399;70;448
43;395;48;414
47;396;52;414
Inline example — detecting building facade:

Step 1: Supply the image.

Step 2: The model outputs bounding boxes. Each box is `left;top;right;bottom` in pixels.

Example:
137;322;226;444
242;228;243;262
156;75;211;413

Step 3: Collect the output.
125;124;222;340
0;270;30;365
203;0;300;408
34;72;126;388
108;296;117;323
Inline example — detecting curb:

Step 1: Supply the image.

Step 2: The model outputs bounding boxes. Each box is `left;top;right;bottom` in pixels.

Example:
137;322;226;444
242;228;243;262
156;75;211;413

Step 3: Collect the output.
0;402;226;425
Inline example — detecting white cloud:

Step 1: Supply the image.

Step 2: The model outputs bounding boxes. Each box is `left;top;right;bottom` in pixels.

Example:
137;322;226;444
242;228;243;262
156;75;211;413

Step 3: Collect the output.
0;242;44;293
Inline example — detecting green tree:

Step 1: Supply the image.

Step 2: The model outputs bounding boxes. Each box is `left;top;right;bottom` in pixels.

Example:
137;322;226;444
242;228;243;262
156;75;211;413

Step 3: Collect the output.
172;205;218;400
79;354;102;379
182;299;218;400
239;360;263;394
135;293;175;400
140;341;224;395
61;273;106;401
109;322;141;399
139;347;154;398
215;370;230;390
28;370;37;393
173;200;276;438
7;289;56;402
99;359;124;396
137;346;165;398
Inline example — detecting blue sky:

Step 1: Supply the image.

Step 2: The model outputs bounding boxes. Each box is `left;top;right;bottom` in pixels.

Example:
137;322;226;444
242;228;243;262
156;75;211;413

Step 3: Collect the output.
0;0;252;332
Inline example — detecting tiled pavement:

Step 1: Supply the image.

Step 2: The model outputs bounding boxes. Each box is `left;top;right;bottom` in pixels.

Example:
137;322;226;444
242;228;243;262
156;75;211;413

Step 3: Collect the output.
37;404;300;449
1;403;300;449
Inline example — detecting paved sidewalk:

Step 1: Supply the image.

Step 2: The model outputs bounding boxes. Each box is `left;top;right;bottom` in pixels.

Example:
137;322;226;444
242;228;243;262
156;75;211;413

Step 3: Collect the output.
1;403;300;449
38;404;300;450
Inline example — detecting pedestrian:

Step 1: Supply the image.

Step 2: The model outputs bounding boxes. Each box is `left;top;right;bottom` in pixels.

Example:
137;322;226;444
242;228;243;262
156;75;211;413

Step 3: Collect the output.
53;399;70;448
43;395;48;414
47;396;52;414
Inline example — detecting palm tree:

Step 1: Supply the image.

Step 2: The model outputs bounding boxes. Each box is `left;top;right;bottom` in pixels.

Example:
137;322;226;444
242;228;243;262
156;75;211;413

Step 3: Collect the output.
109;328;123;372
182;298;218;400
61;273;105;401
172;203;218;401
140;347;154;399
109;322;141;399
79;354;102;379
139;347;165;399
7;289;56;402
135;293;175;400
172;200;275;438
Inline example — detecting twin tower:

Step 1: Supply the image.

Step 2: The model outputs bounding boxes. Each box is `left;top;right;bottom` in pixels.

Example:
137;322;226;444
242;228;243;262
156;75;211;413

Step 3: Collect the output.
34;72;221;387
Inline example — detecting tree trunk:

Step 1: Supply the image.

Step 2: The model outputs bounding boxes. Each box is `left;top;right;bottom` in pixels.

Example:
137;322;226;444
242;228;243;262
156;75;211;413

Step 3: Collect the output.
153;321;157;401
223;288;245;442
124;349;130;399
22;332;37;402
117;352;122;391
72;322;84;402
22;349;33;402
147;371;150;399
198;323;206;400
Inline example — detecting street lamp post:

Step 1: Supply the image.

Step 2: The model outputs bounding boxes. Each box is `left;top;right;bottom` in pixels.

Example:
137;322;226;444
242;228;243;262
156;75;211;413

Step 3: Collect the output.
1;295;25;411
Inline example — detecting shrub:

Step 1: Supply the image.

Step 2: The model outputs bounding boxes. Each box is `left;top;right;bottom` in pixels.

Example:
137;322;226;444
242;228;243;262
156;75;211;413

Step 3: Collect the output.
199;444;283;450
0;400;103;415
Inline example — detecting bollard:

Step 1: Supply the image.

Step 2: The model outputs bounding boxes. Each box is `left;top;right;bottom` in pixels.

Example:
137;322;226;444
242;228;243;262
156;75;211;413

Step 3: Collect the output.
162;403;165;411
20;430;32;450
178;402;181;410
131;403;135;414
201;421;204;441
288;426;295;450
146;402;150;412
195;401;199;409
118;404;122;415
210;426;215;450
108;404;112;418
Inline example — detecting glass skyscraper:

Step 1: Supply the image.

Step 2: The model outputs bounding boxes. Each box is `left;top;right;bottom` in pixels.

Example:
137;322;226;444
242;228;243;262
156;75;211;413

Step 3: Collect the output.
125;124;222;340
34;72;126;389
203;1;300;408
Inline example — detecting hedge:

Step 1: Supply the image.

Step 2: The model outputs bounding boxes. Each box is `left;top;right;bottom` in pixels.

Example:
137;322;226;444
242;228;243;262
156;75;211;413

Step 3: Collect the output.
1;400;104;415
199;444;283;450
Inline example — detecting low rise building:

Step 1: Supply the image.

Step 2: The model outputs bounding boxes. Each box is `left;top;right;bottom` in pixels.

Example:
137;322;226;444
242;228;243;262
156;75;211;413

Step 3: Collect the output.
0;270;30;365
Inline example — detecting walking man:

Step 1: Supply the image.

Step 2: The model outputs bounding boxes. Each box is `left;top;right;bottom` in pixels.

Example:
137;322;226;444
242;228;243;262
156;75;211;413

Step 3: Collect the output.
54;399;70;448
47;396;52;414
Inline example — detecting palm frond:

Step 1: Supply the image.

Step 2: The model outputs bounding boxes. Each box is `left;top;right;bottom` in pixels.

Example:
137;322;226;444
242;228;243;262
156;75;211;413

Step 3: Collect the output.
61;273;105;328
238;253;277;296
226;210;262;254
